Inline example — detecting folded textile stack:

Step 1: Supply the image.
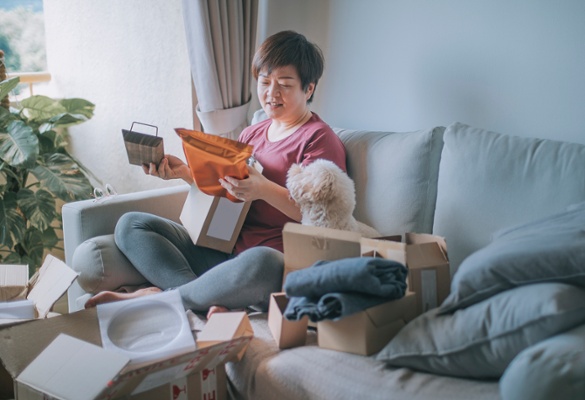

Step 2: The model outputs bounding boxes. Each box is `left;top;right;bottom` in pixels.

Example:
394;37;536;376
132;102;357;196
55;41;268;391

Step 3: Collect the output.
283;257;408;322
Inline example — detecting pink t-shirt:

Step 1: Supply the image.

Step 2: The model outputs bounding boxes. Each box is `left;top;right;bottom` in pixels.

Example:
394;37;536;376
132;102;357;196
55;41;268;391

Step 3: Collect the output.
234;113;347;253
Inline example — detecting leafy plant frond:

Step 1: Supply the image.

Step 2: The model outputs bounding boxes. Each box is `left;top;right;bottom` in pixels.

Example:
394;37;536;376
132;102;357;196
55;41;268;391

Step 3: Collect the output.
0;120;39;168
17;188;57;231
32;153;93;201
0;77;20;100
0;191;26;247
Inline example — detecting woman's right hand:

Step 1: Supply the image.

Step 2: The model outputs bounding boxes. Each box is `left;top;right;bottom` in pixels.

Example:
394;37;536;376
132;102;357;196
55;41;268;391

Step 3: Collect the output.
142;154;194;184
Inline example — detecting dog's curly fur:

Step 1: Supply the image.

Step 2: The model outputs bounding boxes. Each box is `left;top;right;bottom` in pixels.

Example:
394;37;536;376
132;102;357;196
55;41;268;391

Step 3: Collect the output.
286;159;380;238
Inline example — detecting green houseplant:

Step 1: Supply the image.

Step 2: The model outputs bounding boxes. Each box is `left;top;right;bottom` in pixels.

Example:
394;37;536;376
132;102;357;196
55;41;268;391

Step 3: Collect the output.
0;76;97;274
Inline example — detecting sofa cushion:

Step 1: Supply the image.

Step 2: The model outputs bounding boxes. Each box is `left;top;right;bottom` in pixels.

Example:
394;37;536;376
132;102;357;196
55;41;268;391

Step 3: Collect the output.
71;234;147;293
335;126;445;235
433;122;585;271
375;283;585;379
439;202;585;313
499;323;585;400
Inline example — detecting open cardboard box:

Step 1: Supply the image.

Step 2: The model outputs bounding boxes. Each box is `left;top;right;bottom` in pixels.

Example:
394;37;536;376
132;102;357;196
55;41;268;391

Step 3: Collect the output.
281;223;451;354
0;308;253;400
268;292;308;349
180;161;263;254
0;255;78;326
317;291;417;356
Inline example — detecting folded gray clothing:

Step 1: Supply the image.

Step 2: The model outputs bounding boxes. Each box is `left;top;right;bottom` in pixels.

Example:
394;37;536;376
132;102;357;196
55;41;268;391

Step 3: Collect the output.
284;291;399;322
283;257;408;298
283;257;408;322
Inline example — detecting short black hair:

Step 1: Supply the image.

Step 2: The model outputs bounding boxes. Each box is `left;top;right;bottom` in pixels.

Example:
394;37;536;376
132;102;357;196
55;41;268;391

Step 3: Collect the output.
252;30;324;103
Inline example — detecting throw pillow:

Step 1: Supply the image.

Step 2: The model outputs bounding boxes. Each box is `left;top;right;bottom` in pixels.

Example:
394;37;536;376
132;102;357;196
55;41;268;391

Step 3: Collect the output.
500;323;585;400
375;283;585;379
439;202;585;314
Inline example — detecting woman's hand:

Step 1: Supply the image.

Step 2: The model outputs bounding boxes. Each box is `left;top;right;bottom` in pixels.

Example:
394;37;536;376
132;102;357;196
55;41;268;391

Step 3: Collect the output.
220;165;267;202
142;155;193;184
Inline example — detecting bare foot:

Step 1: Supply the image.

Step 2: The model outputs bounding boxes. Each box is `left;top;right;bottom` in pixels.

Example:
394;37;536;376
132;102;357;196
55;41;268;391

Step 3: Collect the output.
206;305;230;319
84;287;162;308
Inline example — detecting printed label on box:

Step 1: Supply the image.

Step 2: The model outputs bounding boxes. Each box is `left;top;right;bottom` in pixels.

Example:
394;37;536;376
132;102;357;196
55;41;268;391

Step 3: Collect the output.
170;377;188;400
421;269;438;312
201;368;217;400
207;198;246;241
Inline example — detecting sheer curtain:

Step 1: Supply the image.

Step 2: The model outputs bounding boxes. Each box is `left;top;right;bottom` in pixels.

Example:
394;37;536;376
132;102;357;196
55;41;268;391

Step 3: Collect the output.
182;0;258;140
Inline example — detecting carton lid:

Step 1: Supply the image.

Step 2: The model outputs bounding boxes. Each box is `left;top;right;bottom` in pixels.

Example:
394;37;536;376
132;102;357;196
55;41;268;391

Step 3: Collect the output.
405;242;449;270
26;255;79;318
283;223;362;270
16;334;130;400
197;311;254;345
405;232;448;259
360;237;407;265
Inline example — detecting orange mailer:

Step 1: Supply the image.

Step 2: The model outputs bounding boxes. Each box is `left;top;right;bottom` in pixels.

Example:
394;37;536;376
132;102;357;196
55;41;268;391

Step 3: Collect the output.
175;128;253;202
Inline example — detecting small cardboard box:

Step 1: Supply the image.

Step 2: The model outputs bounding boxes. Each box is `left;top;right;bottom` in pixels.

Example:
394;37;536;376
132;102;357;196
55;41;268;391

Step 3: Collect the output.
196;311;254;361
0;255;78;326
268;292;308;349
317;291;417;356
361;233;450;316
0;308;253;400
180;185;252;254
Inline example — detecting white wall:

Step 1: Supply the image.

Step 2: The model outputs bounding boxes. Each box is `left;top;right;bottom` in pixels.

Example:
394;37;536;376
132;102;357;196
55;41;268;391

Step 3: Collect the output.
262;0;585;144
43;0;192;194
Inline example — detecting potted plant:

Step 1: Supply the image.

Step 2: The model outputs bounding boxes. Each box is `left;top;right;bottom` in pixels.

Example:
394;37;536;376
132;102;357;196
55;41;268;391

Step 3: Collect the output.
0;76;98;275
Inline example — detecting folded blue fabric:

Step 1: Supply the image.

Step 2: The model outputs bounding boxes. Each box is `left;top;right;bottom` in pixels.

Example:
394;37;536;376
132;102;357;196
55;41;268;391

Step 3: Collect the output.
283;257;408;322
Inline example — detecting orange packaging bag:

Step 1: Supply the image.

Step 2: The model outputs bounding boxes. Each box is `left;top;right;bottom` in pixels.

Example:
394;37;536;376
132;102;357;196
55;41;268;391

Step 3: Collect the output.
175;128;254;202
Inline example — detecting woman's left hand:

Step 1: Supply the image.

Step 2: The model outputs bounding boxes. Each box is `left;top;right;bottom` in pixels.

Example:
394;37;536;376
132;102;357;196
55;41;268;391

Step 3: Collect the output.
220;166;267;202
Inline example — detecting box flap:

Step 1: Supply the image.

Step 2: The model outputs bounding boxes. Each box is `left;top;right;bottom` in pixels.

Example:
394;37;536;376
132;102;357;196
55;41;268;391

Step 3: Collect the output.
26;255;79;318
405;232;448;260
283;223;362;270
360;238;407;265
196;311;253;345
0;264;28;301
405;242;449;270
180;185;215;244
16;334;130;400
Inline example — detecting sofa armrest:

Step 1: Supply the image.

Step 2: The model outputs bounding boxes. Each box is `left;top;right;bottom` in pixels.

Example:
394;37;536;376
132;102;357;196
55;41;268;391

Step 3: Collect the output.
62;184;189;264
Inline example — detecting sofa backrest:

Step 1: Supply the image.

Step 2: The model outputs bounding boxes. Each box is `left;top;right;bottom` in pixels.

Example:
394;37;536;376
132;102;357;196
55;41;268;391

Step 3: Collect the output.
433;122;585;272
335;127;445;236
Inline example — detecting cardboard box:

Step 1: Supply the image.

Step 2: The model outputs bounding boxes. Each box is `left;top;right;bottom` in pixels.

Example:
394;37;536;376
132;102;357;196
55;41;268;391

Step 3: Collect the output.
268;292;308;349
0;308;253;400
282;223;362;285
317;291;417;356
0;255;78;326
0;264;29;301
196;311;254;361
361;233;450;315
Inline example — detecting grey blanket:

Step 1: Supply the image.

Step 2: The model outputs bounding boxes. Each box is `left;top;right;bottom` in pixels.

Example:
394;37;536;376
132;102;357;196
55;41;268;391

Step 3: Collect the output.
283;257;408;322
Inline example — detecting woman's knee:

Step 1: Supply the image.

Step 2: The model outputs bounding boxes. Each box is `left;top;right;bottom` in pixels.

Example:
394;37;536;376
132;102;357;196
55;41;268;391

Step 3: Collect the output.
114;212;155;247
238;247;284;278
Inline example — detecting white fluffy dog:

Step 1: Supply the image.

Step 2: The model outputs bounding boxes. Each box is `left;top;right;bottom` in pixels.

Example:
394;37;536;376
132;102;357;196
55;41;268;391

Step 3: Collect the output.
286;159;380;238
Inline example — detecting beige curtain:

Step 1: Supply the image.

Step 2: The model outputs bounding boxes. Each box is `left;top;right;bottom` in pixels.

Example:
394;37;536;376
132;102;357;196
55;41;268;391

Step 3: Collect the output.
182;0;258;140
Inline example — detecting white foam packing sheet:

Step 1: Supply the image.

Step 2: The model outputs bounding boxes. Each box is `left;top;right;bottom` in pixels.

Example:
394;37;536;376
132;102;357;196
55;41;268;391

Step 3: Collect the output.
96;290;196;365
0;299;34;319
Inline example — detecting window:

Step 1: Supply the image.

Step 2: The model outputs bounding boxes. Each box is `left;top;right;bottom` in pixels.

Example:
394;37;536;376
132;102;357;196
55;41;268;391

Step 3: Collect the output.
0;0;48;99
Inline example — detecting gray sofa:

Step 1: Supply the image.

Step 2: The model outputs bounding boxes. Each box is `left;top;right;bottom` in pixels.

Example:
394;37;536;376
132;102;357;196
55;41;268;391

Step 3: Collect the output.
62;121;585;400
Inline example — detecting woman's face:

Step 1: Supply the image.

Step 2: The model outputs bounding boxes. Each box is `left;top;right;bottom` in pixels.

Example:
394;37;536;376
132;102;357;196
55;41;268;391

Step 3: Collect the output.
257;65;315;123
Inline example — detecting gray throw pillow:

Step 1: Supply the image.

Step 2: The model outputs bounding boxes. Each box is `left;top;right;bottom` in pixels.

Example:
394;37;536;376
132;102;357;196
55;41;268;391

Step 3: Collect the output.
439;202;585;314
375;283;585;379
500;323;585;400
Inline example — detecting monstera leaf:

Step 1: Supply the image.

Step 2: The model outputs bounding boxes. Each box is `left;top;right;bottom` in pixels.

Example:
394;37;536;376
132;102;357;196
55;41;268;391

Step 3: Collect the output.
17;188;57;231
0;191;26;248
0;77;19;101
31;153;93;201
0;120;39;167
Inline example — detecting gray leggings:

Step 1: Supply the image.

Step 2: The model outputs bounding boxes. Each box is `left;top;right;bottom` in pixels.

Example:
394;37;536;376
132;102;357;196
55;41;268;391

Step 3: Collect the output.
114;212;284;312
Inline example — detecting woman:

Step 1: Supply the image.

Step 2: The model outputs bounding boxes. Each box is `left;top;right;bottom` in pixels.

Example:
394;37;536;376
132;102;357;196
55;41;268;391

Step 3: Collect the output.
85;31;347;316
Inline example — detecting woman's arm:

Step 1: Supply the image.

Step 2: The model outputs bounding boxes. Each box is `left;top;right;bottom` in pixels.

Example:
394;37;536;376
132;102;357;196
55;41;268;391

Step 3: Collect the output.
143;154;194;184
220;166;302;221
